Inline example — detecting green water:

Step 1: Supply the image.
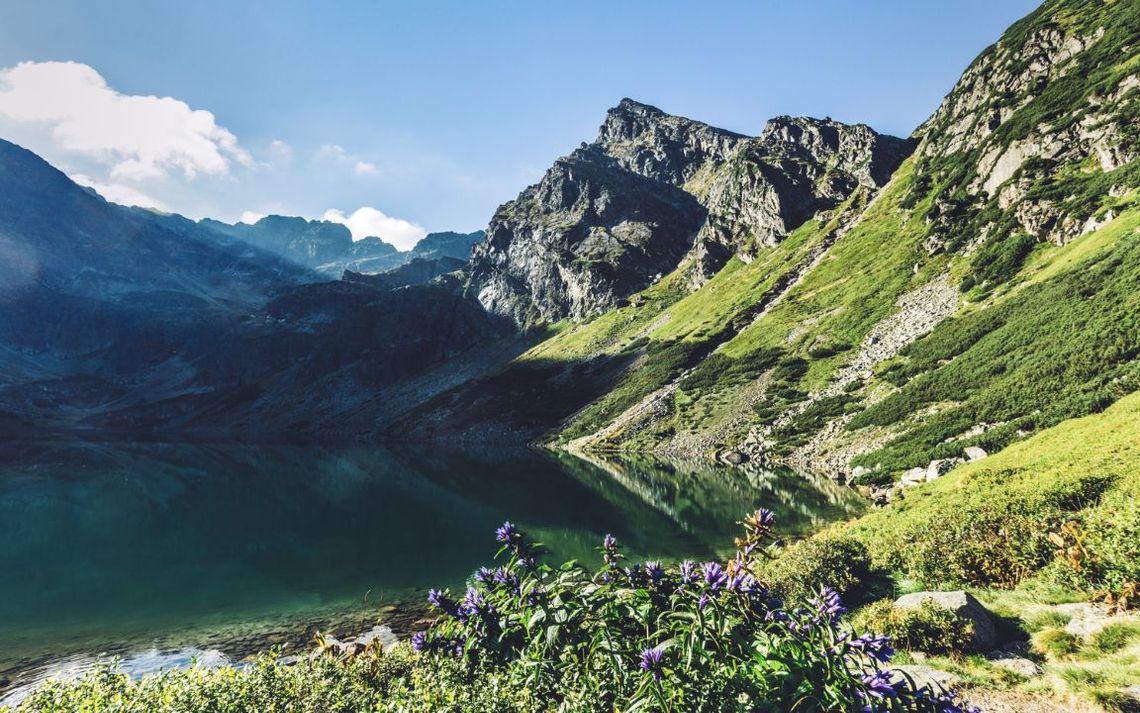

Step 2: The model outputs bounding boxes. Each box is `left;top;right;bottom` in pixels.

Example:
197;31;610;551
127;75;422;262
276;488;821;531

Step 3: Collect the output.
0;441;863;679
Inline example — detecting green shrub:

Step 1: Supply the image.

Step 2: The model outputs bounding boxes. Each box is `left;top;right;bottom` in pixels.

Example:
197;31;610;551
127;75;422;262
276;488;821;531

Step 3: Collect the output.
1032;627;1081;659
962;232;1038;292
761;535;885;606
852;600;975;655
1085;623;1140;656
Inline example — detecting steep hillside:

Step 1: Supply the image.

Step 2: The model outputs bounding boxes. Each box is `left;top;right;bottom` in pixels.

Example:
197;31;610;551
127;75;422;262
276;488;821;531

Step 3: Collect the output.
407;0;1139;483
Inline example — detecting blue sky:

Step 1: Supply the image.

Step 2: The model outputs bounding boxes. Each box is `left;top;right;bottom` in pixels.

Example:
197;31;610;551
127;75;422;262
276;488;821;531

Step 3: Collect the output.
0;0;1039;248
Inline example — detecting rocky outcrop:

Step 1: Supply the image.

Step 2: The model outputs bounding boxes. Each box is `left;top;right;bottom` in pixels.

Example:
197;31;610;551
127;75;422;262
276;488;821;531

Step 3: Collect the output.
694;118;912;273
915;7;1137;253
466;145;708;325
467;100;912;327
596;98;747;186
344;256;465;290
202;216;404;275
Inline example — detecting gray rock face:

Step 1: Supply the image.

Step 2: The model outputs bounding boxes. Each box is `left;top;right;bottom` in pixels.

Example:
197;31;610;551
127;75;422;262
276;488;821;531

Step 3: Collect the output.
597;98;747;186
916;14;1135;251
890;665;964;692
1056;602;1140;640
964;446;988;461
467;145;708;325
894;591;997;651
466;99;912;327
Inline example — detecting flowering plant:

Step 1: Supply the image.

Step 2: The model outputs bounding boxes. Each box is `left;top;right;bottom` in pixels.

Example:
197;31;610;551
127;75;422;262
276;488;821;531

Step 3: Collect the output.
413;509;980;712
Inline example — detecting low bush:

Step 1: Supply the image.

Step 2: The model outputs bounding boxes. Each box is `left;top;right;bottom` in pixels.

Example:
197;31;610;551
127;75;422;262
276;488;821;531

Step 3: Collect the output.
410;512;980;712
853;601;975;656
1032;627;1081;659
761;535;887;606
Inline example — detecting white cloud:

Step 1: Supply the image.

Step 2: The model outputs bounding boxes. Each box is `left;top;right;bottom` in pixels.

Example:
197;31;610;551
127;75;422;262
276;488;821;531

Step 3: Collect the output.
321;207;426;250
269;139;292;158
70;173;166;211
239;211;266;224
317;142;379;178
0;61;251;181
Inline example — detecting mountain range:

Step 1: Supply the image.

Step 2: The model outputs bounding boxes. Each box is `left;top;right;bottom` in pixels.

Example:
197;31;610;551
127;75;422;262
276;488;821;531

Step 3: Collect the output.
0;0;1137;494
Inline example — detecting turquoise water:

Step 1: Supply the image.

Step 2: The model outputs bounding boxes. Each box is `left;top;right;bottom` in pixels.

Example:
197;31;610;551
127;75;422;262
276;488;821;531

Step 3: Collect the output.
0;441;863;680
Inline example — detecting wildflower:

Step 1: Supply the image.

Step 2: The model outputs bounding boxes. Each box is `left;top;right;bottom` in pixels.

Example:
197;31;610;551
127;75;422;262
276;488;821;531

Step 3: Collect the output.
858;671;900;702
602;533;617;550
410;631;429;652
701;561;728;591
474;566;494;585
624;563;645;585
677;560;698;585
644;560;665;583
493;566;518;588
427;589;458;616
462;586;492;618
746;508;775;532
848;633;894;663
809;586;846;620
698;593;711;611
639;646;665;681
495;521;520;545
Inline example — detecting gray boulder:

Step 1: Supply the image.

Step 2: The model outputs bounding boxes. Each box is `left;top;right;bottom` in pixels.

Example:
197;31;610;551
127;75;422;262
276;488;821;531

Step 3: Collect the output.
894;591;997;651
989;656;1043;677
964;446;988;461
925;458;963;482
900;467;927;486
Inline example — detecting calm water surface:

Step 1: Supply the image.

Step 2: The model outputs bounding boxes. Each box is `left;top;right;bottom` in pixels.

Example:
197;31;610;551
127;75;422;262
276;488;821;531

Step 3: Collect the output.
0;441;863;685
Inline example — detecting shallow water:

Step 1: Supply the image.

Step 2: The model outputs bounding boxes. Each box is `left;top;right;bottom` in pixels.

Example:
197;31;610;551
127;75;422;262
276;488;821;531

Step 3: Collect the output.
0;441;863;688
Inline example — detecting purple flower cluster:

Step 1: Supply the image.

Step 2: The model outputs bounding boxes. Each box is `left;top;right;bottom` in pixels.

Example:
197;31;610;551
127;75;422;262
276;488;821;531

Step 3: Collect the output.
409;511;982;713
639;646;665;681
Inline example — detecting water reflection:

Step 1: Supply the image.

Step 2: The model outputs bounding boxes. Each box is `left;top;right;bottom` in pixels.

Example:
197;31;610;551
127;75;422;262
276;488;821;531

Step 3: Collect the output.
0;440;862;677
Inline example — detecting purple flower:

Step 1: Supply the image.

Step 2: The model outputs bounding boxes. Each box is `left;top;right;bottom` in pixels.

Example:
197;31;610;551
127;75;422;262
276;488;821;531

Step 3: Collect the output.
859;671;900;702
495;521;520;545
749;508;775;531
410;631;429;652
474;566;494;585
602;533;616;550
427;589;458;615
809;586;846;620
639;646;665;681
677;560;697;585
701;562;728;591
644;561;665;583
461;586;492;618
698;593;711;611
849;633;895;663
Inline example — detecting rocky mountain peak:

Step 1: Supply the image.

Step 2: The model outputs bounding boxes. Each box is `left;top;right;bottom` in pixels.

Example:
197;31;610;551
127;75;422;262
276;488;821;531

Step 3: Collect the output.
465;100;913;327
759;116;913;188
596;98;747;186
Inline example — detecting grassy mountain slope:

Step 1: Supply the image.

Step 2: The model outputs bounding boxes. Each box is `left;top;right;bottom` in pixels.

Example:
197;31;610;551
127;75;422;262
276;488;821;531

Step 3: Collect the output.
408;0;1139;486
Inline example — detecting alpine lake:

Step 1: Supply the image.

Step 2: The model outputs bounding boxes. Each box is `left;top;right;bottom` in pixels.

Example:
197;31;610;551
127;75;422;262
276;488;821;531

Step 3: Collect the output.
0;440;864;697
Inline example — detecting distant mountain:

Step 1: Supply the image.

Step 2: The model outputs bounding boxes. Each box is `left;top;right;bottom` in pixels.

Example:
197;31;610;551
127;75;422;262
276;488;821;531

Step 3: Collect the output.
411;230;484;261
343;256;467;290
202;216;484;277
0;139;511;437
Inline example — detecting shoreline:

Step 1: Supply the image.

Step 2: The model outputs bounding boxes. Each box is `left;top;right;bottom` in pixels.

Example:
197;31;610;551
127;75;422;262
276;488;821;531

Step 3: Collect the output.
0;600;426;701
